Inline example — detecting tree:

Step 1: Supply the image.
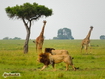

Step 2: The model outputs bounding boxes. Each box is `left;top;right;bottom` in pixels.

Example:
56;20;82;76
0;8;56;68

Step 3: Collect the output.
13;37;21;40
3;37;9;40
5;2;53;53
53;28;74;39
100;35;105;39
3;37;21;40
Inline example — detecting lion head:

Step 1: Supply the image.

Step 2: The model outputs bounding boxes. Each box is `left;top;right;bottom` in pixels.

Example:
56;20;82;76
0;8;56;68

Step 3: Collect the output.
44;48;55;54
38;53;50;65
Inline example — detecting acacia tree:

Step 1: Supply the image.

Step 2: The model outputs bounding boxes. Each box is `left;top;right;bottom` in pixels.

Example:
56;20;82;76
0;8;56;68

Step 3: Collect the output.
5;2;52;53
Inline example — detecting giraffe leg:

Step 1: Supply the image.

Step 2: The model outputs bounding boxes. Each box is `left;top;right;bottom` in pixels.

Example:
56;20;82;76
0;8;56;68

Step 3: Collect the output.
85;45;88;54
35;41;42;53
36;42;38;53
37;43;42;53
88;43;91;53
38;43;43;53
81;45;84;53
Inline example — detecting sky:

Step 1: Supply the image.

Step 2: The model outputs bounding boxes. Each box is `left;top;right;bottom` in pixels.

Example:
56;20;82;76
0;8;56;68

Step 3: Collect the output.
0;0;105;39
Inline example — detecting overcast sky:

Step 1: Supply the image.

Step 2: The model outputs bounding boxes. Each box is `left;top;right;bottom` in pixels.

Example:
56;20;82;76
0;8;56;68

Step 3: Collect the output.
0;0;105;39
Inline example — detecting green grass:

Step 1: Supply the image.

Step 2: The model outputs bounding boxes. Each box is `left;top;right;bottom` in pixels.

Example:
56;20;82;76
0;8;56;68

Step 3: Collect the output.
0;40;105;79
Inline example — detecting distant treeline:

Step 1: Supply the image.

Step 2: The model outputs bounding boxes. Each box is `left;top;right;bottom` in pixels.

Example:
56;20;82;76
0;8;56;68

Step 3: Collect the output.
3;37;21;40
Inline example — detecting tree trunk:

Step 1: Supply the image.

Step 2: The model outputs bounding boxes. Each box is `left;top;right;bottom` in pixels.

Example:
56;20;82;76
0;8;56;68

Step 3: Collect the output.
24;29;30;54
22;18;31;54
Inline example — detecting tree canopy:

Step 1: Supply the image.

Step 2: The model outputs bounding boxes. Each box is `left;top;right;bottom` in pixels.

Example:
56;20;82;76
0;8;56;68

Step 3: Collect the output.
5;2;52;21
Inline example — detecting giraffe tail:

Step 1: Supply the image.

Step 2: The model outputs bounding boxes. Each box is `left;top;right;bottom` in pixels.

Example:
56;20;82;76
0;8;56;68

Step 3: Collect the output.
36;44;37;53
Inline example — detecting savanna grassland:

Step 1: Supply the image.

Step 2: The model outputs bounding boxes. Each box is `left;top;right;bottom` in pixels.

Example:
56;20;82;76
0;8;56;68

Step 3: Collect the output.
0;40;105;79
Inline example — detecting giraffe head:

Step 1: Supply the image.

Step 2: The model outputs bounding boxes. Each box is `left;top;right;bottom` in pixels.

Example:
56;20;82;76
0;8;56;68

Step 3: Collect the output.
90;26;93;30
43;20;47;24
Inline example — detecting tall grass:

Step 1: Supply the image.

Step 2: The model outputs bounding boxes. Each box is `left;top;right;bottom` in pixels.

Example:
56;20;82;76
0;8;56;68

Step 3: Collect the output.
0;40;105;79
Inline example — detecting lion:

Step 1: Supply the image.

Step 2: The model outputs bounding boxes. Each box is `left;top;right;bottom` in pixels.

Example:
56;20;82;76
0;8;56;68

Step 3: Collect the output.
38;53;76;71
44;48;69;55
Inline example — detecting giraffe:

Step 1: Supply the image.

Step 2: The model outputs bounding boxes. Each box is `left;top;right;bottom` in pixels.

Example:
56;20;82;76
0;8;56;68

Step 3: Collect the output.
81;26;93;53
33;20;47;53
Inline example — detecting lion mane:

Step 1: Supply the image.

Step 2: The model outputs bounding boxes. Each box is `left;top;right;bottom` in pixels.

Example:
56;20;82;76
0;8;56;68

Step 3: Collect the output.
38;53;50;65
